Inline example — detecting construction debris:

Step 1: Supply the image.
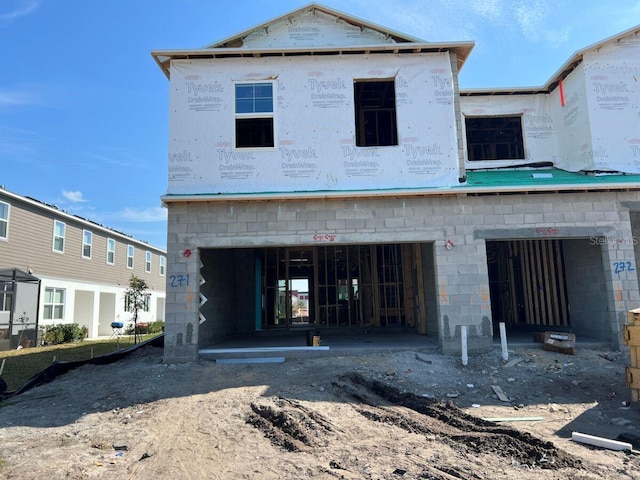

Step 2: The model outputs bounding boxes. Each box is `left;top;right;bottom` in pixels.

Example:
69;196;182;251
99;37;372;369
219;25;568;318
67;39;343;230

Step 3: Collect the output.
543;332;576;355
571;432;632;451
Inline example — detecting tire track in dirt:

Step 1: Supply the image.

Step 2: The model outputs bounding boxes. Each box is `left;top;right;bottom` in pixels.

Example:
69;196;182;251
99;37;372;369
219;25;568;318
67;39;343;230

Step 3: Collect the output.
246;397;337;452
336;372;584;472
245;371;589;479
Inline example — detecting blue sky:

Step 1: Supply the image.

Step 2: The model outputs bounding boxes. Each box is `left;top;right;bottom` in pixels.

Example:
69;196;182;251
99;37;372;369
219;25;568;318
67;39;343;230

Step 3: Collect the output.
1;0;639;250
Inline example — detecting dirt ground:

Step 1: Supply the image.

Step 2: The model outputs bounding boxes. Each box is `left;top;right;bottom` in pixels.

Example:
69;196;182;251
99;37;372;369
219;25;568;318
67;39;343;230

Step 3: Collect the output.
1;340;639;479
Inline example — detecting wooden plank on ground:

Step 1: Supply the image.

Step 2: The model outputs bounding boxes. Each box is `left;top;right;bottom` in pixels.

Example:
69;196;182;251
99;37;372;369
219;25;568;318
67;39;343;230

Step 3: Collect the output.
491;385;510;402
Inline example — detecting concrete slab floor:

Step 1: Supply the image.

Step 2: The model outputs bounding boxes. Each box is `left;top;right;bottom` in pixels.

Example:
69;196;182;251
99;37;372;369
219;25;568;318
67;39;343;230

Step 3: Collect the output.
199;329;612;359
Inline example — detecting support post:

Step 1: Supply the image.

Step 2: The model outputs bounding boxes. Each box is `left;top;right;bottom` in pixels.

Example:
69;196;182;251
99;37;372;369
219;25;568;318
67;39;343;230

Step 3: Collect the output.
461;325;468;366
499;322;508;361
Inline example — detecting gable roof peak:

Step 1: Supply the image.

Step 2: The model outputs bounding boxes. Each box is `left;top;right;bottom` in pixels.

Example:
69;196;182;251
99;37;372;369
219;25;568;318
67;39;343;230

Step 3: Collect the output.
205;2;426;50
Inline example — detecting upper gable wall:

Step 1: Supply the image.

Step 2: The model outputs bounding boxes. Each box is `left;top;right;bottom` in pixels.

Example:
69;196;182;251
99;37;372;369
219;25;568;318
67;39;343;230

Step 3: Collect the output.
226;9;397;49
581;31;640;173
461;29;640;175
550;62;592;172
460;94;557;170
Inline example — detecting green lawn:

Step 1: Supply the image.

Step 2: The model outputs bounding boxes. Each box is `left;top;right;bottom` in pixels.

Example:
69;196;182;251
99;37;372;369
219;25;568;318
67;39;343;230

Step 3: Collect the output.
0;335;159;392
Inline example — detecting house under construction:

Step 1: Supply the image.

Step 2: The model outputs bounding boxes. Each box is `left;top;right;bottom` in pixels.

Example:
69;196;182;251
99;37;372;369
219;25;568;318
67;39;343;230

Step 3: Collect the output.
152;4;640;363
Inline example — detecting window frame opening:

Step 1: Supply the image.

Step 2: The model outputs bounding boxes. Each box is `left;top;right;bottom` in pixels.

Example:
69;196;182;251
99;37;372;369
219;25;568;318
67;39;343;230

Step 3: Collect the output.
465;115;525;161
354;79;398;148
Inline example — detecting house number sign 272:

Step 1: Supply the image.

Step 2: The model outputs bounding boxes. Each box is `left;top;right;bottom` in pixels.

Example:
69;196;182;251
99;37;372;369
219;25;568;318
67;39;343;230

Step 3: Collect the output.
169;274;190;288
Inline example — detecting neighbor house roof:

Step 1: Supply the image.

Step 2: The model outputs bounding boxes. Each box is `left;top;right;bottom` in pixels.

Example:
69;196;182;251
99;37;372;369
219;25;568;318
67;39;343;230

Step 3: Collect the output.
151;2;474;79
0;187;166;254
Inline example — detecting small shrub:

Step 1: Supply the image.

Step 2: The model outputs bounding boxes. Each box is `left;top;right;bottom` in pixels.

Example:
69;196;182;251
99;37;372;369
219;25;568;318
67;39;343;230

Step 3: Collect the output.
148;321;164;334
125;321;164;335
42;323;88;345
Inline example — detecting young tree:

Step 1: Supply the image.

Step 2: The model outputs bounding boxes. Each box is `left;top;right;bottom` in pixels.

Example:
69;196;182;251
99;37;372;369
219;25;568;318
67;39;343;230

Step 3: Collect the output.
124;275;150;344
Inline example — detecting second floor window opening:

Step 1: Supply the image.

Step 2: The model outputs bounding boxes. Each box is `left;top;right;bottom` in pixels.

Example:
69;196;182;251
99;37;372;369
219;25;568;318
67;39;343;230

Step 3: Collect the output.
235;82;274;148
465;115;525;161
354;79;398;147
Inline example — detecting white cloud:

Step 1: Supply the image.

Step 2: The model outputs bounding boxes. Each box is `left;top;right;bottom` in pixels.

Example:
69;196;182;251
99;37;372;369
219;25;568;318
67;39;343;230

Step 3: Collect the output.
469;0;507;24
343;0;571;47
0;0;41;28
0;125;37;157
120;206;167;223
0;88;38;109
62;190;87;203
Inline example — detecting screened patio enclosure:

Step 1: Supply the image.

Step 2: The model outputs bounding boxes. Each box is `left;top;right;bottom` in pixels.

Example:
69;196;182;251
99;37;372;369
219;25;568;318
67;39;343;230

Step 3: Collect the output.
198;243;438;344
0;268;40;351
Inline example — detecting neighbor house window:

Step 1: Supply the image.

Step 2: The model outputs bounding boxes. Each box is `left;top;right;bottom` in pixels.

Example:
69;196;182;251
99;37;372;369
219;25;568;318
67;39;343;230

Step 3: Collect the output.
354;79;398;147
127;245;134;269
53;220;65;253
235;82;274;148
82;230;92;259
159;256;166;276
43;287;65;320
145;251;152;273
125;291;150;312
0;201;9;240
107;238;115;265
0;282;13;312
465;115;525;161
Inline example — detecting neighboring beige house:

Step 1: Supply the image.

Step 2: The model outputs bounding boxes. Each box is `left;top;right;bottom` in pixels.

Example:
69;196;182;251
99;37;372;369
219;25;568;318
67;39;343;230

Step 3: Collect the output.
153;3;640;364
0;186;166;350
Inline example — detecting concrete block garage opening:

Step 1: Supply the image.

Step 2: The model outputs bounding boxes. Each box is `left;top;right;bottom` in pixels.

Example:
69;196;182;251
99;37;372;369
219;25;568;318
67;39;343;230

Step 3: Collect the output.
486;238;611;342
198;243;439;346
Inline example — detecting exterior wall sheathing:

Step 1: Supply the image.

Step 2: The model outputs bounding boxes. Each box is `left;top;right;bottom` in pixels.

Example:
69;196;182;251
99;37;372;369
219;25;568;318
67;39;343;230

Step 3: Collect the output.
164;191;640;363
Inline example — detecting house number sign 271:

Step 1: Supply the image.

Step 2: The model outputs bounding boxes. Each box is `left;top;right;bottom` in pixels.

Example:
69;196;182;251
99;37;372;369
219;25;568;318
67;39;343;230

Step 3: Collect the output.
169;274;190;288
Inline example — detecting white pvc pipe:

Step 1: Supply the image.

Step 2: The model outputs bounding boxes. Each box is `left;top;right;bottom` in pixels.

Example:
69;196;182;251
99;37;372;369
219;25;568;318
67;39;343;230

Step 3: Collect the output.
499;322;508;361
461;326;468;366
571;432;632;451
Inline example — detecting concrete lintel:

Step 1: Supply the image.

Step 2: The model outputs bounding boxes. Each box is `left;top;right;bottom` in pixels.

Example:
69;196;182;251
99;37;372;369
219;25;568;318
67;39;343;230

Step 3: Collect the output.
473;226;614;240
620;201;640;211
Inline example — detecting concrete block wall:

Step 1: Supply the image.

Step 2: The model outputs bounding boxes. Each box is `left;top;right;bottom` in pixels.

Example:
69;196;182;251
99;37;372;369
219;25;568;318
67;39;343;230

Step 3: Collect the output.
163;190;640;363
630;212;640;289
599;208;640;348
421;243;439;336
563;239;609;341
198;249;236;345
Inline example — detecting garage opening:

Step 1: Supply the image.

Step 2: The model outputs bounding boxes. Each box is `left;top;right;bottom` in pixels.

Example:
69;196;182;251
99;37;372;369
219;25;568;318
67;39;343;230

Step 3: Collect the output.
199;243;437;345
486;240;570;328
261;244;418;329
486;238;611;341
